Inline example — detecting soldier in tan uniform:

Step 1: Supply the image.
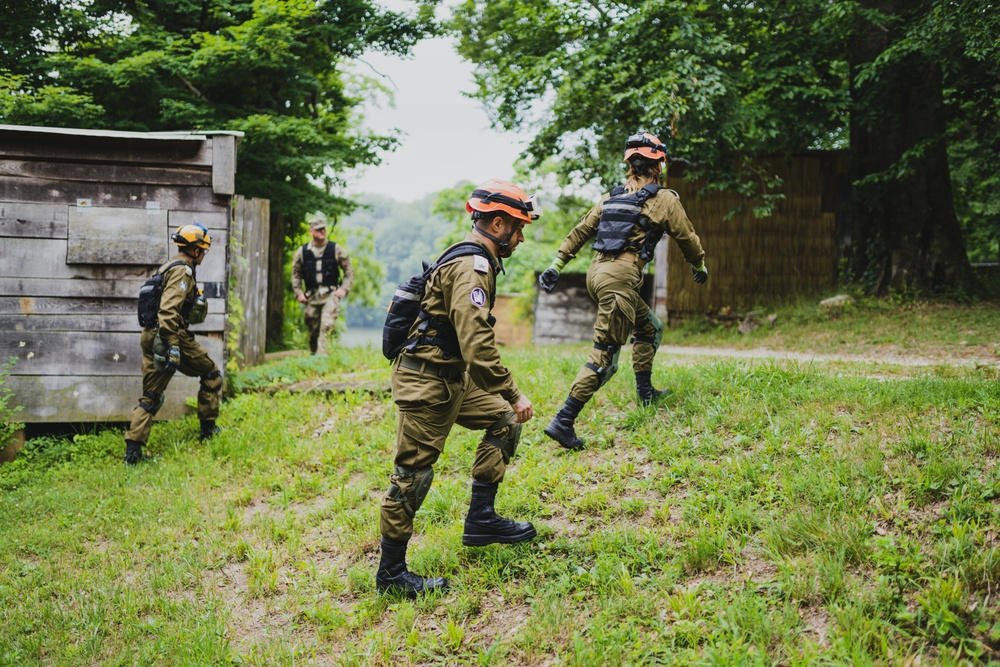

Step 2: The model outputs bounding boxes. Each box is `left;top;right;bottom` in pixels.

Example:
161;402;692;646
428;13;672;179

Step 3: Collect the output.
291;213;354;355
124;224;223;464
376;179;541;597
538;132;708;451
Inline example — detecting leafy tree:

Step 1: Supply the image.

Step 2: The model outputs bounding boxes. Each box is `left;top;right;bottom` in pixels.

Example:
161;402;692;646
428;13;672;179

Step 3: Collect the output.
0;0;436;342
450;0;1000;296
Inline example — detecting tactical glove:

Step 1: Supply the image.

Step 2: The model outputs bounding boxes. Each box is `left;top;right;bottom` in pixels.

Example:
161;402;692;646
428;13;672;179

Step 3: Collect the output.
538;258;566;293
692;262;709;285
154;344;181;373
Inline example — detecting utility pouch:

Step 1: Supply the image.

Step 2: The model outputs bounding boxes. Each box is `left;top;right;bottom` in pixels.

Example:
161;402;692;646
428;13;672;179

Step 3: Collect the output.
188;289;208;324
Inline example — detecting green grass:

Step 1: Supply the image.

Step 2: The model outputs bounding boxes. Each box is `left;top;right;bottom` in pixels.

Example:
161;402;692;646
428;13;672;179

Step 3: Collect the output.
3;329;1000;665
661;295;1000;362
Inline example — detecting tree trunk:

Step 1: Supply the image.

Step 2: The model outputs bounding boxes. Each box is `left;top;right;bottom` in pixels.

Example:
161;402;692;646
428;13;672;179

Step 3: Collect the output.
266;210;286;348
848;0;978;295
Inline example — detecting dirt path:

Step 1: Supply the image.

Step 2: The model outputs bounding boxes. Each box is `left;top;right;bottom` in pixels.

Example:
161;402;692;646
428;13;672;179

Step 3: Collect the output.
655;344;1000;368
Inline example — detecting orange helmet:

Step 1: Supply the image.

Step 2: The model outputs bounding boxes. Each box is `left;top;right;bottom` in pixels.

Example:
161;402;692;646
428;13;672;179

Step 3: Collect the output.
623;132;667;162
171;223;211;250
466;179;541;223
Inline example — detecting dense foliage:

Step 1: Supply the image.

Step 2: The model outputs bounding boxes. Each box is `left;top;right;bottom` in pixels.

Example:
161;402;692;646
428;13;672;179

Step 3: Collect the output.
0;0;434;223
450;0;1000;294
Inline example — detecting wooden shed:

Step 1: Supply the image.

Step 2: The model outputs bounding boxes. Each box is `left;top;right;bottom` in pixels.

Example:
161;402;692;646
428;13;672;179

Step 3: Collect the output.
0;124;269;426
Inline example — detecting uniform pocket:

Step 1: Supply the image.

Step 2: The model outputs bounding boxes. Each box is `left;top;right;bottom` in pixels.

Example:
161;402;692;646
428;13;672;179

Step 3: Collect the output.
392;369;454;412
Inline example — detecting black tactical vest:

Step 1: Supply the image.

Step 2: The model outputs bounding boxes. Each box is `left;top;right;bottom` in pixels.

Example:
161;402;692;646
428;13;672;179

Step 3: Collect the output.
301;242;340;292
592;184;662;258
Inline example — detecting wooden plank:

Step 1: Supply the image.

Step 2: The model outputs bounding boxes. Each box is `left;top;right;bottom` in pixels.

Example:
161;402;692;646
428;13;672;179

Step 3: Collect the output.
0;128;212;167
0;313;225;333
1;237;227;283
2;330;225;377
231;196;269;367
0;160;211;187
0;296;224;316
0;176;229;212
0;201;68;239
0;277;145;299
6;375;203;423
168;209;228;231
211;135;237;196
68;206;170;264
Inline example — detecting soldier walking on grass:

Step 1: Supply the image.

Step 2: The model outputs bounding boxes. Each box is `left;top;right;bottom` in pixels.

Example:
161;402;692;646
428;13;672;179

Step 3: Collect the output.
123;224;223;465
538;131;709;451
376;179;541;597
291;213;354;355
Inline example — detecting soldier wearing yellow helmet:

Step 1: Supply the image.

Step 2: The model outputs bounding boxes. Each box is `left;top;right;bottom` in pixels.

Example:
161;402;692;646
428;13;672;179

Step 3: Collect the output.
538;131;708;451
123;223;223;465
376;179;540;598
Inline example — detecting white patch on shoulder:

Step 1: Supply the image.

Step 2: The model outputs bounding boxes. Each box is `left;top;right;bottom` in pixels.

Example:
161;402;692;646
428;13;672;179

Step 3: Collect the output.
470;287;487;307
666;188;681;201
184;266;193;276
473;254;490;273
180;280;187;291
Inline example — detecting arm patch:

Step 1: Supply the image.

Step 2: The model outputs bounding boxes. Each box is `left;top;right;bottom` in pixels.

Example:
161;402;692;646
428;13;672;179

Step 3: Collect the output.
473;254;490;273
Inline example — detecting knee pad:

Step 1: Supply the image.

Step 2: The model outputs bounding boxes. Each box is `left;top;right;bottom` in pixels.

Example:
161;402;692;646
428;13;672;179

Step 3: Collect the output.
585;342;621;388
633;312;663;349
200;369;222;394
386;465;435;519
484;411;522;463
138;391;164;415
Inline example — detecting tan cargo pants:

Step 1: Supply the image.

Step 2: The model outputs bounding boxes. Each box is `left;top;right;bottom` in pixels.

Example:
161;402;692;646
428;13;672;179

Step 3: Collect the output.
304;289;341;355
124;328;221;444
568;253;660;404
379;361;515;542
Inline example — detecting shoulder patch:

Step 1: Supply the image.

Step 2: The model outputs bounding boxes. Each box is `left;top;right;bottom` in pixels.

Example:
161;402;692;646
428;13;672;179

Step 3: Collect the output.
666;188;680;201
473;254;490;274
470;286;488;307
180;280;188;291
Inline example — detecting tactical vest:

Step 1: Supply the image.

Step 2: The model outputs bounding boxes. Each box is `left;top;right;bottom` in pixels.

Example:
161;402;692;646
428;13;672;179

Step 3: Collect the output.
591;184;663;260
382;242;497;361
137;260;195;329
301;242;340;292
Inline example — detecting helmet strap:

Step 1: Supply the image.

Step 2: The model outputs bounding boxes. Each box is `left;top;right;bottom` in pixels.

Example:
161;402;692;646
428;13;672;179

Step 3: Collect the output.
472;217;514;265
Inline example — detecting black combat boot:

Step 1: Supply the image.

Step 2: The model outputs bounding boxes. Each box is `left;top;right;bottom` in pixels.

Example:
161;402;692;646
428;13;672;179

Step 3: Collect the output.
123;440;151;465
635;370;672;407
200;420;222;441
544;395;586;451
375;537;449;598
462;481;537;546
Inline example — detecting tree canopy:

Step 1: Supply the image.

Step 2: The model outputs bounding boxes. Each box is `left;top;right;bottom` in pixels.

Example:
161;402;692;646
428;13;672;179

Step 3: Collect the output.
0;0;435;223
450;0;1000;295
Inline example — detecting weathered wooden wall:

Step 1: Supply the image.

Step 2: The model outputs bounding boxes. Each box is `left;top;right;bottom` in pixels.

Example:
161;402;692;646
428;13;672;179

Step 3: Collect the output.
661;153;845;317
0;125;242;423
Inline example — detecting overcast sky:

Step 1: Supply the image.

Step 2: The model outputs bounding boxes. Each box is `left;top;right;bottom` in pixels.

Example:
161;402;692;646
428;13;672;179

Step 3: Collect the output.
344;29;528;203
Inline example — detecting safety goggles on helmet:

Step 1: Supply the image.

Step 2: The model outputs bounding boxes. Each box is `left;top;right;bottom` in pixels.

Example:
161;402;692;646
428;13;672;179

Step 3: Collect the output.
623;132;667;161
465;179;540;223
171;222;212;250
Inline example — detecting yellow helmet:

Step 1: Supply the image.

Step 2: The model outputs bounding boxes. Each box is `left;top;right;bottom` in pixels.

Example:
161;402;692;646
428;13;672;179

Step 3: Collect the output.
172;223;211;250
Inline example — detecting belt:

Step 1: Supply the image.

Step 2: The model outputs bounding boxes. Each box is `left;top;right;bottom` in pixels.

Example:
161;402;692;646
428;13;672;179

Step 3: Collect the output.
397;355;463;382
600;251;646;270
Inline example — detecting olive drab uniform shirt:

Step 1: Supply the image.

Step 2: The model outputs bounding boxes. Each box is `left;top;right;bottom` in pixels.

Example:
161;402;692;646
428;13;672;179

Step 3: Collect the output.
157;253;197;342
403;232;522;406
556;188;706;267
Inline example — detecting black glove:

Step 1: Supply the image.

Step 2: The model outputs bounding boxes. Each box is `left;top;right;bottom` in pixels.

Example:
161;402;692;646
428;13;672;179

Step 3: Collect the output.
692;262;709;285
538;268;560;293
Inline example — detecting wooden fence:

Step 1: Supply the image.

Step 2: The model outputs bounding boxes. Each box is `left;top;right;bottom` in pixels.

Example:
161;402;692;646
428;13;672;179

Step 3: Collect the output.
659;153;845;317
